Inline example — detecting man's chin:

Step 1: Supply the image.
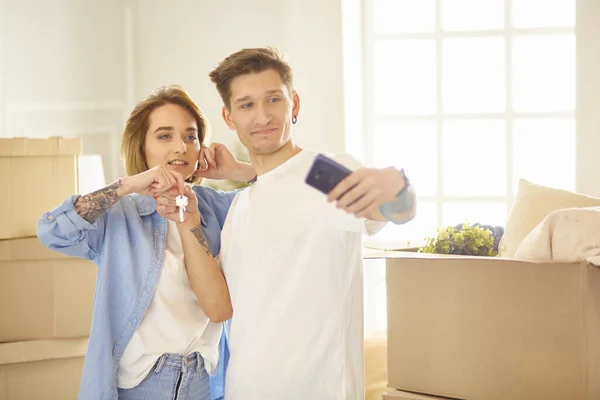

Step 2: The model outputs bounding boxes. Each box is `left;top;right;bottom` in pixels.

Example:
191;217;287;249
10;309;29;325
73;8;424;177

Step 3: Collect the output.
252;146;280;156
249;139;283;155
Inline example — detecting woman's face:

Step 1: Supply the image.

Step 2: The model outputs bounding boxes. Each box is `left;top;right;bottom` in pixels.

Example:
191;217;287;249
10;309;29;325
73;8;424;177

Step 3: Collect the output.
143;103;201;180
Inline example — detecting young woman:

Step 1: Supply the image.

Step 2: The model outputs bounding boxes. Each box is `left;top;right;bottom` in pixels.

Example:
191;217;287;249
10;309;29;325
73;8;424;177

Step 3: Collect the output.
37;86;253;400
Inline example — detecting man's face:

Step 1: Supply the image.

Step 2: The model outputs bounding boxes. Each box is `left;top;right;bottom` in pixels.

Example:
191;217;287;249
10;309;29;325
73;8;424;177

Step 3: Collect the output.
222;69;300;156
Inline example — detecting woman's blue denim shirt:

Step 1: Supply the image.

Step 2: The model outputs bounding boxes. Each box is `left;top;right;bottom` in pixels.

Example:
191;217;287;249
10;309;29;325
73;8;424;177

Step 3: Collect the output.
37;185;236;400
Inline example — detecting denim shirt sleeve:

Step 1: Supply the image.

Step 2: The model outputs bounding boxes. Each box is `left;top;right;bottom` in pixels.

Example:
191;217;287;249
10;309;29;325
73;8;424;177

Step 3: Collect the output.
379;183;417;225
36;194;107;261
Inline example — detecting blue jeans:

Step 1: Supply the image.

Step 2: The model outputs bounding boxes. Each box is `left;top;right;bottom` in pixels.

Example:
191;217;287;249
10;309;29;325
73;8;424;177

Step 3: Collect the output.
117;352;210;400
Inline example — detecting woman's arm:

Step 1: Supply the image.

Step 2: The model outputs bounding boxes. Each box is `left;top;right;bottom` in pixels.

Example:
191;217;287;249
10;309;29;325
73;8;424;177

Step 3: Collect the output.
74;180;128;223
38;166;186;260
157;186;232;322
179;221;233;322
37;194;109;261
75;165;185;223
37;179;129;261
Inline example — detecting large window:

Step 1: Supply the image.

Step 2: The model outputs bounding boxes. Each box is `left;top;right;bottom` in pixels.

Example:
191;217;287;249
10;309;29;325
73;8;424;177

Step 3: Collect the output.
363;0;576;246
359;0;578;333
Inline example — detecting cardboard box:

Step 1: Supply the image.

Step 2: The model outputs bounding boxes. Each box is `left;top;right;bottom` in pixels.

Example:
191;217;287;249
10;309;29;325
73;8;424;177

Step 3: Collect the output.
0;237;96;342
366;252;600;400
0;137;81;239
383;390;457;399
0;337;87;400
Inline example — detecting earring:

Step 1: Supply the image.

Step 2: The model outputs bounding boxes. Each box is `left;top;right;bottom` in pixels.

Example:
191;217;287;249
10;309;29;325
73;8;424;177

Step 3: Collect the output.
292;115;297;124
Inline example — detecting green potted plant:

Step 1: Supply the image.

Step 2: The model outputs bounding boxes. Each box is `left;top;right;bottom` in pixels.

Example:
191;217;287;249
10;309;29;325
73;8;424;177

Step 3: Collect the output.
418;223;499;256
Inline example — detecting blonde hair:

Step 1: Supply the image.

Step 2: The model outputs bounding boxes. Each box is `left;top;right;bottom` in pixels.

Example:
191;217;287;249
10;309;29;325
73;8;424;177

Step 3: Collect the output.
120;85;208;184
209;47;294;109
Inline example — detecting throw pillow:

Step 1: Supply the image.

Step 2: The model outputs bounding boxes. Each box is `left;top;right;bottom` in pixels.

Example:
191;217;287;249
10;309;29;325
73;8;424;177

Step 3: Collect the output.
499;179;600;257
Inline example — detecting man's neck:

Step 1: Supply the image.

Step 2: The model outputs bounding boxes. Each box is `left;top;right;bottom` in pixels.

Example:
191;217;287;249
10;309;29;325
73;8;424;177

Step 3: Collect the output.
250;140;303;176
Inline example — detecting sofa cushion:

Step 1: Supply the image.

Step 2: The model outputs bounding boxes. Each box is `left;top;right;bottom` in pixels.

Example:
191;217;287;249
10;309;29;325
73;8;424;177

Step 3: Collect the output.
499;179;600;257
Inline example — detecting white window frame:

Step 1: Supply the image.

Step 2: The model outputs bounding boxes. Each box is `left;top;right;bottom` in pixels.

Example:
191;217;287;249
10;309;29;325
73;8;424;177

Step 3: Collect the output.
351;0;600;334
362;0;578;230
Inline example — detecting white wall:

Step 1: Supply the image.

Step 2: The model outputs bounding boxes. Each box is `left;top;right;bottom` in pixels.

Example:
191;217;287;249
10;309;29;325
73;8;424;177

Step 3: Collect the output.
577;0;600;197
0;0;347;183
133;0;346;155
0;0;130;182
2;0;596;196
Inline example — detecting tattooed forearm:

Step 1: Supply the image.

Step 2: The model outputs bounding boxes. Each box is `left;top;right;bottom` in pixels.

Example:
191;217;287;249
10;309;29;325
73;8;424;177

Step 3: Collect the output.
191;223;213;258
75;180;122;223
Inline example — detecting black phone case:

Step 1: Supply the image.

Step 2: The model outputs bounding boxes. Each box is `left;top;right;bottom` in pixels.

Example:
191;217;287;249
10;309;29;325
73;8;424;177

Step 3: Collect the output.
305;154;352;195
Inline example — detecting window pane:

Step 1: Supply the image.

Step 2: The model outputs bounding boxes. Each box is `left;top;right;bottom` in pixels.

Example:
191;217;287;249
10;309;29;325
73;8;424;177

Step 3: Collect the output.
443;202;508;227
512;35;575;112
374;39;436;115
373;120;437;196
442;0;505;31
442;120;506;196
373;0;435;34
370;201;439;244
513;0;575;28
443;37;505;113
513;118;576;192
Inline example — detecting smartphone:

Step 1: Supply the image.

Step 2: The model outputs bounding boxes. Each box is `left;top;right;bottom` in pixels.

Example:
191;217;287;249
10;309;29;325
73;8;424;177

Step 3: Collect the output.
305;154;352;195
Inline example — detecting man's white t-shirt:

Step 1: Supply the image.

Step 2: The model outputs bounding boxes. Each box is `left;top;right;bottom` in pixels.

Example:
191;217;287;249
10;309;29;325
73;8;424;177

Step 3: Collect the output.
117;221;222;389
220;150;385;400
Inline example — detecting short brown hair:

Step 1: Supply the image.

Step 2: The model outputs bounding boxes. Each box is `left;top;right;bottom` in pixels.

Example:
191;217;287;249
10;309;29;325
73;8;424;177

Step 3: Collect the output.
209;47;294;109
120;85;208;185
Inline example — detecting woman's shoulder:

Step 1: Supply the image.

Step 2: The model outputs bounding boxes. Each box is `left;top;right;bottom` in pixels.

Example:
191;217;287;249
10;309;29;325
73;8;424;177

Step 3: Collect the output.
192;185;242;226
192;185;241;206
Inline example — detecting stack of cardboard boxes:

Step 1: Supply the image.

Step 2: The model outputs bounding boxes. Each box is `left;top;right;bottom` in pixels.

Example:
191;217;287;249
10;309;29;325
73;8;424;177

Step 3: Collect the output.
0;137;97;400
367;251;600;400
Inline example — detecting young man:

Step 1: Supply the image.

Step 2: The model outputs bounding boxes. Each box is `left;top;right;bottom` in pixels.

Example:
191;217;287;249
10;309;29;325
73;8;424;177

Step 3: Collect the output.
209;48;416;400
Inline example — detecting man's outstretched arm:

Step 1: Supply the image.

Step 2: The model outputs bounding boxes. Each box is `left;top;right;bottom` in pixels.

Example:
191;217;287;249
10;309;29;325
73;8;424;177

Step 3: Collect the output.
327;167;417;224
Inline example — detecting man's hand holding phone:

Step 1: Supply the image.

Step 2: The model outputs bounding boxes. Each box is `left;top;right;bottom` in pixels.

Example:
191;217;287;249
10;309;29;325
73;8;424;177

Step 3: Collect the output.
306;154;407;220
327;166;406;219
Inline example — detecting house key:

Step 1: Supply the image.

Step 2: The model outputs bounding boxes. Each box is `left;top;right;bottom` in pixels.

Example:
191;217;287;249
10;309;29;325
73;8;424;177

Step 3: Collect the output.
175;195;188;223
